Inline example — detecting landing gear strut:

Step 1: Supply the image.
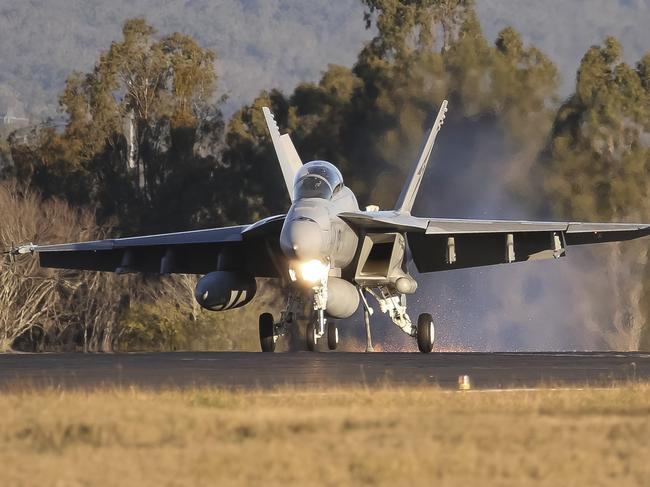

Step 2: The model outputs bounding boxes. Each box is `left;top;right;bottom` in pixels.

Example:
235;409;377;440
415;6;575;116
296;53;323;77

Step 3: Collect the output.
304;261;330;351
358;288;374;352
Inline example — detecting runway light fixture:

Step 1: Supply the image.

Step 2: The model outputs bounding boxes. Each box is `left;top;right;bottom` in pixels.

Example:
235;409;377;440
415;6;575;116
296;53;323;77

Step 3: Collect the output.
458;375;471;390
300;259;328;284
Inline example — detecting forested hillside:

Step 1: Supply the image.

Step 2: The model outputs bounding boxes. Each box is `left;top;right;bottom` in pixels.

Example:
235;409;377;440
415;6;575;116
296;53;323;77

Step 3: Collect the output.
1;0;648;119
0;0;369;118
0;0;648;352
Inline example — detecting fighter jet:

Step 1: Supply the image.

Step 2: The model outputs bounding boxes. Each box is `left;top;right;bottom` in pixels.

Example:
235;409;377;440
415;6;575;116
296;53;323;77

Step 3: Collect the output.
8;101;650;353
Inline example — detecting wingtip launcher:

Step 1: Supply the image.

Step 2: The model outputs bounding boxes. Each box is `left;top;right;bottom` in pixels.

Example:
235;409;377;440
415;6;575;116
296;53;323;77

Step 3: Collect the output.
2;243;36;263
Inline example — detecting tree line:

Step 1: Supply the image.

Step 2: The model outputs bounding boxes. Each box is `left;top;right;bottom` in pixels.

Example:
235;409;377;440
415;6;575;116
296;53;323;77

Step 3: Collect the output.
1;0;648;351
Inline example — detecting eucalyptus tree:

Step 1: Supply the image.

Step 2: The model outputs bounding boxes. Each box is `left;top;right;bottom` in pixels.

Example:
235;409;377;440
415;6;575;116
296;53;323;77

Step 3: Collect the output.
224;0;558;218
12;18;221;234
543;38;650;349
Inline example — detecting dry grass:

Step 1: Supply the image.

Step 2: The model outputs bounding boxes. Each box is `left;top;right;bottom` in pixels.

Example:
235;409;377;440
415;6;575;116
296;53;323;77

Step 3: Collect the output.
1;385;649;486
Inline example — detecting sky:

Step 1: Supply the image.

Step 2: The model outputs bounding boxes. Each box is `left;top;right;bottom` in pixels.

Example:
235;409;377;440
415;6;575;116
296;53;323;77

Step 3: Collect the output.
476;0;650;97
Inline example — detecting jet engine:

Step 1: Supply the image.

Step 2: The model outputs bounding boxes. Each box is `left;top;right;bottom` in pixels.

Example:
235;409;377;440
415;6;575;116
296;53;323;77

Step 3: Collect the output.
325;277;359;319
194;271;257;311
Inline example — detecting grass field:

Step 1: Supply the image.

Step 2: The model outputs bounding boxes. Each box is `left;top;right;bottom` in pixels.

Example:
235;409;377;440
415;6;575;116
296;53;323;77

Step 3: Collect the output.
1;385;649;486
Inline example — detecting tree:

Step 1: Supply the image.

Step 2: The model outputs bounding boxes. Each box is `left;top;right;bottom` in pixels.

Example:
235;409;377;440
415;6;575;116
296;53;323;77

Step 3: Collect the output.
543;38;650;349
0;183;129;352
223;0;558;218
10;18;223;234
0;137;11;175
0;182;265;352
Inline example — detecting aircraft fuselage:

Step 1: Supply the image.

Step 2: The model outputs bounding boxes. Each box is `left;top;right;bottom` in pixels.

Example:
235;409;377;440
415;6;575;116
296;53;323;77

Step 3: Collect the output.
280;183;360;270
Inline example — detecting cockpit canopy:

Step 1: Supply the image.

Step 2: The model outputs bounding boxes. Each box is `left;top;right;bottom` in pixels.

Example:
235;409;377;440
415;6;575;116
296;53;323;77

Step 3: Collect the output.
293;160;344;200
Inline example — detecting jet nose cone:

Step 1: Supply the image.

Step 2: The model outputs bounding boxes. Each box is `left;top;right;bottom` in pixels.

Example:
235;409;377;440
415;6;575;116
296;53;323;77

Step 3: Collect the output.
280;219;323;261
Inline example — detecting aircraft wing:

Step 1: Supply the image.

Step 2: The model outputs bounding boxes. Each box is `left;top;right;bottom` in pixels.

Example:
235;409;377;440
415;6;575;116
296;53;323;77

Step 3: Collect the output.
11;215;286;277
338;211;650;273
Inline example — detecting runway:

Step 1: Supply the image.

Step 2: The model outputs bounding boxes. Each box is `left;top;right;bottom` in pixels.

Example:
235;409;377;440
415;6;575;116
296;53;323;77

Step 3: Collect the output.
0;351;649;390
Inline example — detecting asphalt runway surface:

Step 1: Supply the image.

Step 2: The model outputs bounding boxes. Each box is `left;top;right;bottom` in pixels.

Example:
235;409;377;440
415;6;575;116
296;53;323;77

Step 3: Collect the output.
0;351;649;390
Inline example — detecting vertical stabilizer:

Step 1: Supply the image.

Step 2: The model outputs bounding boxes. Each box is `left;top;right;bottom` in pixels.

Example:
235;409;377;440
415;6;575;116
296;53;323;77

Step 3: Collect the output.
262;107;303;200
395;100;448;213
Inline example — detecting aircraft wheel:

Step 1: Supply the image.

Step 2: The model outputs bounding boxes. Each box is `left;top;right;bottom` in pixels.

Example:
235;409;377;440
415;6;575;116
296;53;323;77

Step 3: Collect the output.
417;313;435;354
327;321;339;351
259;313;276;353
306;319;317;352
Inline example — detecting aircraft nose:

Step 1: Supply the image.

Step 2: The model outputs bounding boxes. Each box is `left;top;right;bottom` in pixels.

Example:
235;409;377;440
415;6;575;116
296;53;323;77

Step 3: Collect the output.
280;219;323;261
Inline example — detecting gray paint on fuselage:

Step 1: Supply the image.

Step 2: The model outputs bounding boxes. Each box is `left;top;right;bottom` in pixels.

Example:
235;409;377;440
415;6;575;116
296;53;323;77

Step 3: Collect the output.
280;183;360;269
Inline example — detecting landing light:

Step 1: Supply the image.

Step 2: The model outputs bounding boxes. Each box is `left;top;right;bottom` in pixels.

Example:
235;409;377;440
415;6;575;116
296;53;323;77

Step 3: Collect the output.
299;259;328;284
288;268;297;282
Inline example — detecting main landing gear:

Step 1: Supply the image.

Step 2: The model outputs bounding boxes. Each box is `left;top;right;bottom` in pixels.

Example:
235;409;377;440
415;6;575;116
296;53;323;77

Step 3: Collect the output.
258;288;305;352
416;313;435;353
259;312;276;352
360;285;436;354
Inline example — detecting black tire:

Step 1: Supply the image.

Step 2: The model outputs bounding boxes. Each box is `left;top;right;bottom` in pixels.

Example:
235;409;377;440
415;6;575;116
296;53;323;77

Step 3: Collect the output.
417;313;435;353
259;313;276;352
306;319;317;352
327;321;338;351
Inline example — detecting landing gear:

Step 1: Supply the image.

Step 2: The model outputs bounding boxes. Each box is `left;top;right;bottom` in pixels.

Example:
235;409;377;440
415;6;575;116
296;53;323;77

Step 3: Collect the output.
262;273;435;353
306;319;317;351
259;288;309;353
416;313;435;353
366;286;416;337
306;314;338;351
358;288;374;352
360;285;436;353
305;269;329;352
259;313;276;352
327;321;339;350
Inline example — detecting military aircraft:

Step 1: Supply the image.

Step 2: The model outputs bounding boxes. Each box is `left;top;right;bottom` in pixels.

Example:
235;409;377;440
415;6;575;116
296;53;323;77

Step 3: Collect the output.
8;101;650;353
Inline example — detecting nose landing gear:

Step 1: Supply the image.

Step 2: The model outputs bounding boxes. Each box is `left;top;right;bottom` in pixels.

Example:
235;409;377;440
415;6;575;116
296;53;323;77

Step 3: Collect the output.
327;321;339;350
305;314;339;351
306;318;317;351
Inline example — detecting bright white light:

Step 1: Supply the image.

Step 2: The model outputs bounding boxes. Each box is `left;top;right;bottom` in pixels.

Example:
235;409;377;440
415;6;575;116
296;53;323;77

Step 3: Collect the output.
300;259;328;283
